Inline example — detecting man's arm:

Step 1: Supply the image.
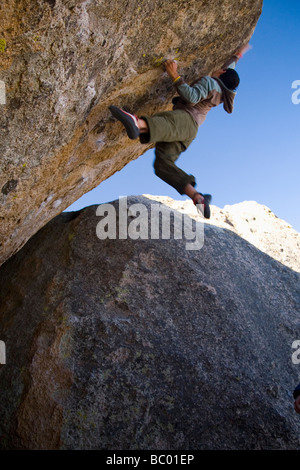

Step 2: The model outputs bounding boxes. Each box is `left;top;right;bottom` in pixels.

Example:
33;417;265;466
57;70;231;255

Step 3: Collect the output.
222;43;252;70
163;43;251;104
174;76;217;104
164;59;216;104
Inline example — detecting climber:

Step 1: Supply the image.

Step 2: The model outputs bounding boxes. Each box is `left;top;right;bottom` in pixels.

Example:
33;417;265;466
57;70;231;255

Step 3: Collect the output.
109;43;251;219
294;383;300;414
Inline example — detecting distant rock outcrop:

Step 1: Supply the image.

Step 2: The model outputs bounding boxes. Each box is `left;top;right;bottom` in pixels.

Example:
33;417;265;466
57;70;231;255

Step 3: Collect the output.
0;0;263;265
146;196;300;272
0;196;299;450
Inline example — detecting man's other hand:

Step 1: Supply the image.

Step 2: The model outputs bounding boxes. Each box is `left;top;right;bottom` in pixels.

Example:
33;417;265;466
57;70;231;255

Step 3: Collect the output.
235;43;252;57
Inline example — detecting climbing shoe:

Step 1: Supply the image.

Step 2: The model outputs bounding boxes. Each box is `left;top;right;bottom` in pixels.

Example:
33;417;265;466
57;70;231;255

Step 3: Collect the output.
193;193;212;219
109;105;140;139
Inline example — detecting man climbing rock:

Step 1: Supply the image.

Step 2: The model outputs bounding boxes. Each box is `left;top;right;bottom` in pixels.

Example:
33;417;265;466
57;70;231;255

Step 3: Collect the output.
109;43;251;219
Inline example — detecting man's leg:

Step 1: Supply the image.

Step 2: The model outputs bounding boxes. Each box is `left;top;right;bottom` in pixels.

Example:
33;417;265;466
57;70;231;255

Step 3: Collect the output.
154;141;196;195
140;110;198;144
154;142;211;219
109;106;198;143
109;106;211;217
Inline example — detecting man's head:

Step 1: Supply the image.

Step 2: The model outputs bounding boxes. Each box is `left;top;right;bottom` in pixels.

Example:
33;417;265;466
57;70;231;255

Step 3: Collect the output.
215;68;240;91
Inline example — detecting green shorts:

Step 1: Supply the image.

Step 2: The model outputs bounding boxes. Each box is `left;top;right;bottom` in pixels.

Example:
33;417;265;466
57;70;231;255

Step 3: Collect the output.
140;109;198;145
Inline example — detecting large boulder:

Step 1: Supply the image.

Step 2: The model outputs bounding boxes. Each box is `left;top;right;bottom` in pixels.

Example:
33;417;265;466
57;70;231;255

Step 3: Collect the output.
0;0;263;265
0;196;299;450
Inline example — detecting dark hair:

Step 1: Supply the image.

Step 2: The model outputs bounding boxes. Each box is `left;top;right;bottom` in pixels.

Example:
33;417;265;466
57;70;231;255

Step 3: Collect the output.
220;68;240;91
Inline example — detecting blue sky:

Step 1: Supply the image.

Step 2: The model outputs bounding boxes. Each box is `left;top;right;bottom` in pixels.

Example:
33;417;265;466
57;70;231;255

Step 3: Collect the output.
67;0;300;232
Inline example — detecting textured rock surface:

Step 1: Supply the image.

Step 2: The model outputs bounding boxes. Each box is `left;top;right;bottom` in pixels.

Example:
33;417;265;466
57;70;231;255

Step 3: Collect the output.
0;196;300;450
0;0;263;265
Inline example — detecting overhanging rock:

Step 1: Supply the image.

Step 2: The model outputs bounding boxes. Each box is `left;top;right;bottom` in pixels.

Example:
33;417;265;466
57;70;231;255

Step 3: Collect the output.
0;0;263;265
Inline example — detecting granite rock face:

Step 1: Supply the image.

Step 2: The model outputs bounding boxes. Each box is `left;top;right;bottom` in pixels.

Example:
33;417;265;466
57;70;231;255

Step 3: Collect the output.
0;0;263;265
0;196;299;450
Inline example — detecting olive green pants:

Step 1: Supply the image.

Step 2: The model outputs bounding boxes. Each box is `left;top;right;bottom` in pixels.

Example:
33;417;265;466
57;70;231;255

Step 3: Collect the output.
140;109;199;195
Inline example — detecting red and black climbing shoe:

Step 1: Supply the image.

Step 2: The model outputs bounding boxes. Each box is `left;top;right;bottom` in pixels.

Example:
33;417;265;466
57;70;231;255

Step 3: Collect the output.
109;105;140;140
193;192;212;219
